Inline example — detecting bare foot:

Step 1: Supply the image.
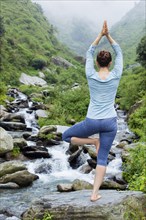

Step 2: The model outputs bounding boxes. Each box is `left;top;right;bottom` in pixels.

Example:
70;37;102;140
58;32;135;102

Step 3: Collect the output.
90;194;101;202
94;139;100;154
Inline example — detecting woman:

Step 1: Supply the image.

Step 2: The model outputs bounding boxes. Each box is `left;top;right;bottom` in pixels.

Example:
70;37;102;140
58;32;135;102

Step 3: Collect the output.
62;21;123;202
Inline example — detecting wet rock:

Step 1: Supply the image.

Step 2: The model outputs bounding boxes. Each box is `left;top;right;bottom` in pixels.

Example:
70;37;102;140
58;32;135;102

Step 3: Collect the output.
22;190;146;220
13;138;27;149
23;151;51;159
0;161;26;178
78;164;92;174
114;173;127;185
0;121;26;131
29;102;47;110
0;182;19;189
19;73;47;87
101;180;127;190
51;56;75;69
1;113;25;123
83;145;96;160
66;143;79;154
116;141;129;148
35;109;48;118
38;125;57;135
68;149;82;163
22;145;51;159
0;170;39;187
0;127;13;155
57;184;73;192
34;163;51;174
0;105;9;118
72;179;92;191
87;159;96;169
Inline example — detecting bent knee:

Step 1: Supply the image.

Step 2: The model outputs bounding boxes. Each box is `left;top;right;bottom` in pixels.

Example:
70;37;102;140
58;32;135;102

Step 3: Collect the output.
62;132;71;143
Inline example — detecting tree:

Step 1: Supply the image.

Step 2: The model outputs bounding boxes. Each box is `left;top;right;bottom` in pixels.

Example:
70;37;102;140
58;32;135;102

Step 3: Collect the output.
0;16;5;37
136;36;146;67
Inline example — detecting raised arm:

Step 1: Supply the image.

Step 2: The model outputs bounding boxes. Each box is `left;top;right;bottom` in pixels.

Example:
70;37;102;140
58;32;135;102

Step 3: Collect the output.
106;33;123;78
85;33;102;78
85;23;105;77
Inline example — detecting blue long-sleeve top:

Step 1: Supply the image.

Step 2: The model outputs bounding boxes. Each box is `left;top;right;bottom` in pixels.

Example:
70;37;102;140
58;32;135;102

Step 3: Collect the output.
85;43;123;119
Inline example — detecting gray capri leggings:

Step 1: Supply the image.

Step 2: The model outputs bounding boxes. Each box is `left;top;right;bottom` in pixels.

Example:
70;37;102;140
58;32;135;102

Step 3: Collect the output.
62;117;117;166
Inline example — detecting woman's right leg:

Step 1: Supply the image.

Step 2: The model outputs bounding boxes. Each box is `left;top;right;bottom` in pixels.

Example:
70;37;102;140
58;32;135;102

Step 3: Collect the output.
62;119;99;151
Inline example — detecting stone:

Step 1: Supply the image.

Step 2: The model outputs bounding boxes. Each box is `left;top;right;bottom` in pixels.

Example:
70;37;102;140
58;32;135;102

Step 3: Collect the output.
35;109;48;118
0;161;26;178
0;105;9;118
0;127;13;155
0;170;39;187
38;71;45;79
83;145;97;160
21;190;146;220
87;159;96;169
57;184;73;192
19;73;47;87
0;182;19;189
0;121;26;131
68;149;82;163
72;179;93;191
51;56;75;69
101;180;127;190
23;151;51;159
38;125;57;135
1;113;25;123
78;164;92;174
116;141;129;148
66;143;79;154
29;102;47;110
13;138;27;149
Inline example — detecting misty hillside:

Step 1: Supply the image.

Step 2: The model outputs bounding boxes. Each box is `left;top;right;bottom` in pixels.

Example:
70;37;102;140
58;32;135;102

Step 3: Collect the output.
42;0;145;67
0;0;84;86
99;0;145;67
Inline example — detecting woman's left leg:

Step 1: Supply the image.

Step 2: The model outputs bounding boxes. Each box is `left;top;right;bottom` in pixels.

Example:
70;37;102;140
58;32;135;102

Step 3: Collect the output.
62;118;100;152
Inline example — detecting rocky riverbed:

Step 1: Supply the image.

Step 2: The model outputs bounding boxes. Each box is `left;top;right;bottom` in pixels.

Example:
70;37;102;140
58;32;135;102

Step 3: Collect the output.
0;88;145;220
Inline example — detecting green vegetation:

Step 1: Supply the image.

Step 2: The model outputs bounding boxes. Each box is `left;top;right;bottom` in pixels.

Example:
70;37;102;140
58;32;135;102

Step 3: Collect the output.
0;0;83;86
120;37;146;192
123;143;146;193
12;146;21;157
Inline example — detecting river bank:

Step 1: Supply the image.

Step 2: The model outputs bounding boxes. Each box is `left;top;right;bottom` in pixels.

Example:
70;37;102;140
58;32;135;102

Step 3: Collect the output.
0;88;145;220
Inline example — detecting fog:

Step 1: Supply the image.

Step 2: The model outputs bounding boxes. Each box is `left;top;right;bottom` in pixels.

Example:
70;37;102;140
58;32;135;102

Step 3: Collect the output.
32;0;140;28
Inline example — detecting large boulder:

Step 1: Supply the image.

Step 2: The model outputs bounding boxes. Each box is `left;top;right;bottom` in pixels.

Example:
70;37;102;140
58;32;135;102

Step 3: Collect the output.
35;109;48;118
0;170;39;187
38;125;57;136
0;127;13;155
83;145;97;160
13;138;27;149
19;73;47;87
0;121;26;131
51;56;75;69
21;190;146;220
72;179;92;191
0;161;26;178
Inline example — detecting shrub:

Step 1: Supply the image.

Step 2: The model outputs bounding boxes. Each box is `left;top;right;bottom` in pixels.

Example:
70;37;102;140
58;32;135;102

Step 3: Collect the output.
123;143;146;192
30;57;47;70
